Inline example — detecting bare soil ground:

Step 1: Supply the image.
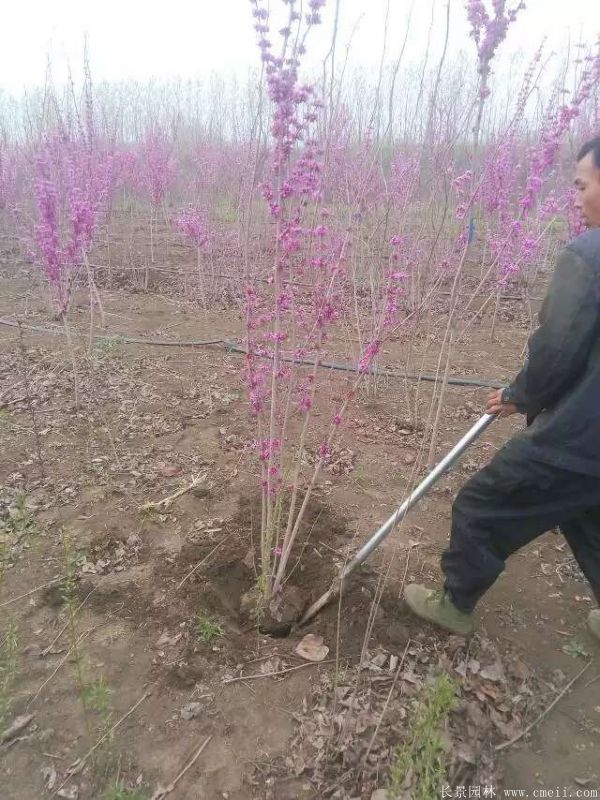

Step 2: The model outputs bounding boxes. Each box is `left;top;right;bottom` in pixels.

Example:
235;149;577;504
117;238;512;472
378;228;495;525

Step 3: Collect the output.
1;249;599;800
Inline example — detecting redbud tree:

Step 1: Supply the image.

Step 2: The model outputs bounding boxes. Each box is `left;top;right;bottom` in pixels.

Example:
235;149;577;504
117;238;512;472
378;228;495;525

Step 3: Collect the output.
244;0;408;612
33;135;114;320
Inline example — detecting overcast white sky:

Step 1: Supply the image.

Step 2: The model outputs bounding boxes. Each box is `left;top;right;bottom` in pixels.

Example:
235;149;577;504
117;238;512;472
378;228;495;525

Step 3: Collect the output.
0;0;597;94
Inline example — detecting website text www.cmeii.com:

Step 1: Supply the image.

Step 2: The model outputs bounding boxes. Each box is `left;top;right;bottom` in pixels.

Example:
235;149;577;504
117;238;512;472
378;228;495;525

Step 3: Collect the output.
440;787;600;798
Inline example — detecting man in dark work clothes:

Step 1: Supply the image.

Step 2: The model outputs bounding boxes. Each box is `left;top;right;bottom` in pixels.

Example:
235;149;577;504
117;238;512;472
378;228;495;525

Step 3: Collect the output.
405;137;600;641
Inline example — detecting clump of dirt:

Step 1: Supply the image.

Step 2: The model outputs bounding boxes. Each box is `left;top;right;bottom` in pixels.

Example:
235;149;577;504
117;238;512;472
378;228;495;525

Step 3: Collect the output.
240;582;309;636
76;564;156;614
195;560;255;622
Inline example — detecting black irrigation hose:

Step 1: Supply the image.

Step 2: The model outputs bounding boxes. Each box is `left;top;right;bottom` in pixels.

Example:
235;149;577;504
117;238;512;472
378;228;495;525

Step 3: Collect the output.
0;316;506;390
0;318;225;348
223;342;506;389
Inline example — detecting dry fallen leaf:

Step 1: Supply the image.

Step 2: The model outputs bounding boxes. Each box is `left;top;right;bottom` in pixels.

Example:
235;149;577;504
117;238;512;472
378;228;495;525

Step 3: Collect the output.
0;713;35;744
480;660;506;683
41;766;58;790
242;548;255;569
157;462;182;478
456;742;477;764
180;702;203;720
260;657;284;675
57;788;79;800
155;631;182;648
509;657;531;682
295;634;329;662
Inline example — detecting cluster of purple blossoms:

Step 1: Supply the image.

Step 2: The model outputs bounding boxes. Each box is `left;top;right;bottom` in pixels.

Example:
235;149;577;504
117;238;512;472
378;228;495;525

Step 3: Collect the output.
521;48;600;214
466;0;526;81
139;132;175;207
33;136;114;314
358;340;381;375
452;170;474;221
33;148;62;287
173;208;213;250
387;156;420;211
64;145;104;265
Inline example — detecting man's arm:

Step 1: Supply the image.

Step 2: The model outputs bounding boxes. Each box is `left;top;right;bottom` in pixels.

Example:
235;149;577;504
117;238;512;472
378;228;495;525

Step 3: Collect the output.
501;246;600;416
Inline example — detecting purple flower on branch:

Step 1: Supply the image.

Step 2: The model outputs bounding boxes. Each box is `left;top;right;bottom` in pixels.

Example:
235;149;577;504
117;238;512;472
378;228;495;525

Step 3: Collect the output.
173;208;212;249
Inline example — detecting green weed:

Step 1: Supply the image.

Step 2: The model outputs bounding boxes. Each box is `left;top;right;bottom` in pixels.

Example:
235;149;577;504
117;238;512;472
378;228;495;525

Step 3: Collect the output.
139;504;165;522
82;676;112;717
60;535;89;712
0;492;36;538
388;674;457;800
60;534;116;778
104;781;146;800
561;639;589;659
195;613;224;644
0;492;37;569
94;336;126;360
0;616;19;727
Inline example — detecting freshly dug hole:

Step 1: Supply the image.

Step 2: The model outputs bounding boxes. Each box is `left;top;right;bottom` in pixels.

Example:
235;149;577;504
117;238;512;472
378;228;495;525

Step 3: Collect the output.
232;491;347;635
181;491;348;637
240;583;309;637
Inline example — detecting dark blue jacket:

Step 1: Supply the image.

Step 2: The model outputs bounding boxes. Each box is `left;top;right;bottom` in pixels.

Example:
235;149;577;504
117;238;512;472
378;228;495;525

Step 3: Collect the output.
503;228;600;476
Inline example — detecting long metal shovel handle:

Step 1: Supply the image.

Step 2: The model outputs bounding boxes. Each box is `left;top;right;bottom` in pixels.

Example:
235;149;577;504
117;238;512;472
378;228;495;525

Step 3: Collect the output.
300;413;496;625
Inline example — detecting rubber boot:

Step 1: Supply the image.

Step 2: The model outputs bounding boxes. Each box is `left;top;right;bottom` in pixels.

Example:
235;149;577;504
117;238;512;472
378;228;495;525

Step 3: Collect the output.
404;584;474;637
588;609;600;643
